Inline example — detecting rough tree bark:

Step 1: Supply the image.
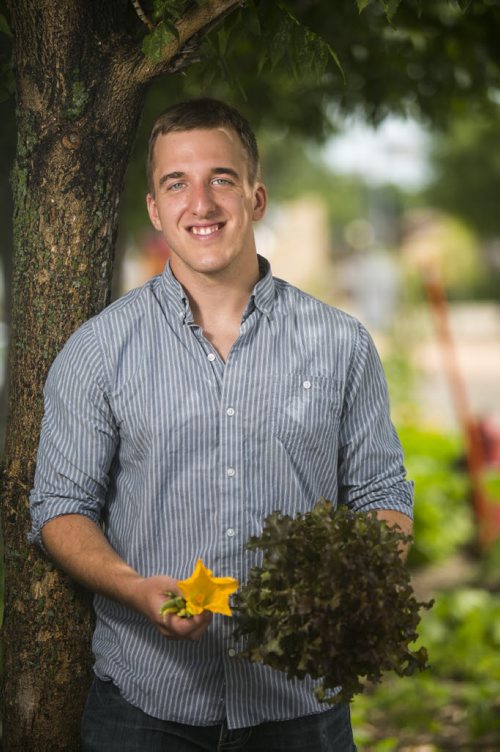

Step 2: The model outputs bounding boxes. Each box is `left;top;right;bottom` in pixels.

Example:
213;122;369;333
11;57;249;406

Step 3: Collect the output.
0;1;241;749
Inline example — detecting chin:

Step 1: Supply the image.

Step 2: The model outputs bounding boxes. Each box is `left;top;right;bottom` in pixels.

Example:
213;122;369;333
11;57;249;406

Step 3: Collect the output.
191;254;234;273
195;262;231;275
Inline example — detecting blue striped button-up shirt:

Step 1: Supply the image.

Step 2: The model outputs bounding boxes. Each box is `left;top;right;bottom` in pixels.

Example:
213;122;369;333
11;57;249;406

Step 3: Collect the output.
30;256;413;729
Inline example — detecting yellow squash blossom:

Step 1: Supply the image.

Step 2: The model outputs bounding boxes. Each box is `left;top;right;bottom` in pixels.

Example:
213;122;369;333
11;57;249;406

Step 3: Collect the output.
178;559;238;617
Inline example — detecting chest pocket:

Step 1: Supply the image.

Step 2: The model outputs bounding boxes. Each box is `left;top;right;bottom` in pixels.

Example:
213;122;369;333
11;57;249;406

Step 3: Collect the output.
270;374;342;453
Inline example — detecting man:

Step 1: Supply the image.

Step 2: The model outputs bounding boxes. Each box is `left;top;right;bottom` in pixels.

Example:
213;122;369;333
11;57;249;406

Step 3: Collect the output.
30;98;413;751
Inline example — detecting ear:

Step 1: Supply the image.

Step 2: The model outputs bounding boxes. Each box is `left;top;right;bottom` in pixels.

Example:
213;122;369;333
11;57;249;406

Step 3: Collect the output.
146;193;162;231
252;183;267;221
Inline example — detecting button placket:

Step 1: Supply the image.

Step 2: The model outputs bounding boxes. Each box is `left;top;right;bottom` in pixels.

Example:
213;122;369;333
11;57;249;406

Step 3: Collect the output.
219;366;244;562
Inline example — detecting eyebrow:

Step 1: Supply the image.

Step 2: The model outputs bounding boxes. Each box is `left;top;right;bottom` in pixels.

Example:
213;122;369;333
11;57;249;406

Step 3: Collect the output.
157;166;241;190
158;171;184;190
212;167;240;180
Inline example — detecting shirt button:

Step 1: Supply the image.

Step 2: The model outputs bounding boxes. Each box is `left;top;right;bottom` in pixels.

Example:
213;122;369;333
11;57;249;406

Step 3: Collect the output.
226;528;235;537
226;407;235;416
207;353;216;362
303;380;312;390
227;467;236;477
228;648;236;657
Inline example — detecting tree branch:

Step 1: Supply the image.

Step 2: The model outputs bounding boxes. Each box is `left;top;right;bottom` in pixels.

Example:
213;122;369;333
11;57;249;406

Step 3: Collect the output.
131;0;154;32
133;0;244;84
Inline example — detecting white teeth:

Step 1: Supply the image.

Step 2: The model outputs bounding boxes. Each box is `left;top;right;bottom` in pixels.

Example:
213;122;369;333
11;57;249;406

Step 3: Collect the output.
191;224;220;236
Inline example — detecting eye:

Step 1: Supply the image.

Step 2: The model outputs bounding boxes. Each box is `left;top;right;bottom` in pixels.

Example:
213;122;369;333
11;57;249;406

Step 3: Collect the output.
167;182;185;192
212;177;232;186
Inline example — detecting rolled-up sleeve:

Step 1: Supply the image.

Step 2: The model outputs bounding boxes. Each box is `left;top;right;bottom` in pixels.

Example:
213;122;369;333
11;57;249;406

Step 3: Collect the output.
338;322;413;518
29;321;119;547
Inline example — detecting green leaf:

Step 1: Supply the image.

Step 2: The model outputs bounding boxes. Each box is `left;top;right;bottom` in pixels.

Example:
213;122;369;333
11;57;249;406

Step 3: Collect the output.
358;0;401;20
356;0;374;12
152;0;183;22
0;12;11;36
322;39;345;83
380;0;402;21
217;26;230;57
163;18;180;42
257;48;269;77
152;0;165;22
275;3;344;82
141;21;177;64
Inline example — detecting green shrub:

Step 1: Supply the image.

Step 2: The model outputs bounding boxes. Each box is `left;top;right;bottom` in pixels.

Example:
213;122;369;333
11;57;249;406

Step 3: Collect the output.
398;424;474;566
353;587;500;745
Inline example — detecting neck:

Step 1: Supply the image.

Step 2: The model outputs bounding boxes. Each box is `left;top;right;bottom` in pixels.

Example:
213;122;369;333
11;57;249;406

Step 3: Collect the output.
170;256;261;362
172;256;261;326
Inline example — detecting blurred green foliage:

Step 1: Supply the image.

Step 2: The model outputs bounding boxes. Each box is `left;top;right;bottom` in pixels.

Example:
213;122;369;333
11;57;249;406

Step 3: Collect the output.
423;216;493;301
425;111;500;240
399;424;474;567
419;588;500;682
383;329;475;567
413;110;500;300
484;470;500;500
352;587;500;746
360;341;500;747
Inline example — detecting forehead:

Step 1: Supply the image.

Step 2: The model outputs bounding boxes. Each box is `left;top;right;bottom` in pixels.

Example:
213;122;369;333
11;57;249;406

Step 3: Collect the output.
151;127;249;176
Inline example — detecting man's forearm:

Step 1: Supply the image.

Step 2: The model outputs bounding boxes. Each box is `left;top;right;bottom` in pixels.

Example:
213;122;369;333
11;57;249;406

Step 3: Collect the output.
40;514;212;640
41;514;144;608
375;509;413;559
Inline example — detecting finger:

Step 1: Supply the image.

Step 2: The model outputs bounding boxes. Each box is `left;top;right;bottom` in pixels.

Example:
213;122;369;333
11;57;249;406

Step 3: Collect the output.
160;613;197;638
183;612;213;638
171;614;207;637
157;615;188;640
177;616;211;641
160;612;211;640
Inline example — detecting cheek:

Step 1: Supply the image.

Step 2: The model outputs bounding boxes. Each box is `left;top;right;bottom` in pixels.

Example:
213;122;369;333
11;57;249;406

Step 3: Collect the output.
157;200;184;226
225;196;253;222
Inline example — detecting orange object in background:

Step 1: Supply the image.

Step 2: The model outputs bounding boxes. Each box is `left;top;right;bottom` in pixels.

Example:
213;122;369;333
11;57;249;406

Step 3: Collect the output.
142;232;170;278
477;415;500;469
422;266;500;549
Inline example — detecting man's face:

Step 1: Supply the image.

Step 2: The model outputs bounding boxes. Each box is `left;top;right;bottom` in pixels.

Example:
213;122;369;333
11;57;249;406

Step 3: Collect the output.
146;127;267;283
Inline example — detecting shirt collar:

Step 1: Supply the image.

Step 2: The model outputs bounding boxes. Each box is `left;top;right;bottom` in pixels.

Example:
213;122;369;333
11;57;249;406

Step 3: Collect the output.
160;261;191;323
160;254;276;323
251;255;275;319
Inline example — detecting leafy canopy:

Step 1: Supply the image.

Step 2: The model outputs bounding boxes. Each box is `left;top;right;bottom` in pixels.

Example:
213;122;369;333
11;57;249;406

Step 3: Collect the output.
135;0;500;137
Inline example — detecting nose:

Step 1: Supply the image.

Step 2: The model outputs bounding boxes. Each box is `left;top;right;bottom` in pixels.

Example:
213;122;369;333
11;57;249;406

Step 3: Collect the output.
190;182;217;216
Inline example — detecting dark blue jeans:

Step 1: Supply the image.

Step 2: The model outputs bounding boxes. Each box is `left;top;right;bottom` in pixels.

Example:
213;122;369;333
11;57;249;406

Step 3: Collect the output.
81;677;357;751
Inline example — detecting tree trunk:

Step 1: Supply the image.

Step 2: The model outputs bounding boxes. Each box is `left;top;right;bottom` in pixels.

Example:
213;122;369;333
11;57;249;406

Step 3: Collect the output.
1;2;148;748
0;95;16;451
0;0;242;747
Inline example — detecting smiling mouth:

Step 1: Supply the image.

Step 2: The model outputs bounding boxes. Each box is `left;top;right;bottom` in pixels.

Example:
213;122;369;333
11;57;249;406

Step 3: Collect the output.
189;223;224;237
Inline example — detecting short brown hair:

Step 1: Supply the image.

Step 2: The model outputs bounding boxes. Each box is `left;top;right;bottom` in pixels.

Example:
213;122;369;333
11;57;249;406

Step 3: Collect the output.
147;98;260;194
